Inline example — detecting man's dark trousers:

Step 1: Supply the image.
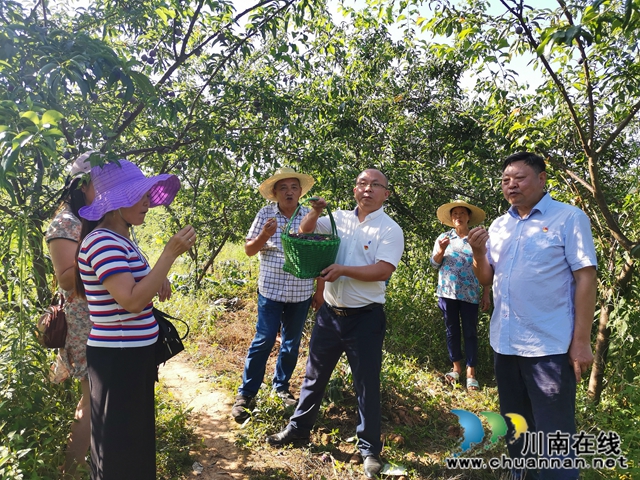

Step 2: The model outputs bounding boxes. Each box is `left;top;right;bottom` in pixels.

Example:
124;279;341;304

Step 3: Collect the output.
495;352;578;480
289;303;386;457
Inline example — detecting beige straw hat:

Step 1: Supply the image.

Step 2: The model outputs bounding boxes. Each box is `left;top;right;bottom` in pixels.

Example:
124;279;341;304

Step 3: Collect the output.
436;200;486;227
258;167;314;202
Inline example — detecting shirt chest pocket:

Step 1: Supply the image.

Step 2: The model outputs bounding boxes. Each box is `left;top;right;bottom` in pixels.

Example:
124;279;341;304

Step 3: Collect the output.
361;241;375;262
522;232;563;263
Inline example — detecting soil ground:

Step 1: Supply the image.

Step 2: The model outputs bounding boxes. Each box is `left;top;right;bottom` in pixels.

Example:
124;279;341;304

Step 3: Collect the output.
156;301;454;480
159;356;250;479
158;350;381;480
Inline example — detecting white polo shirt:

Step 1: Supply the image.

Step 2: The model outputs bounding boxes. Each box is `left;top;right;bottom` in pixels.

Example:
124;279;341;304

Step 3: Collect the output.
316;207;404;308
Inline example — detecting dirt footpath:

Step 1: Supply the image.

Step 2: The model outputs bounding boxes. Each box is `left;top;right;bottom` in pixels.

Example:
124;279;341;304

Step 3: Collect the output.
159;357;251;479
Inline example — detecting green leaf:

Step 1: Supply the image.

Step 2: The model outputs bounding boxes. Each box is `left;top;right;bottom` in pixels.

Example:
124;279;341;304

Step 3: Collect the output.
68;70;89;96
19;111;40;126
121;74;135;101
41;128;64;137
158;8;168;23
623;0;633;28
580;29;594;46
1;146;20;171
12;131;34;149
129;71;155;97
41;110;64;126
564;25;581;45
38;63;59;76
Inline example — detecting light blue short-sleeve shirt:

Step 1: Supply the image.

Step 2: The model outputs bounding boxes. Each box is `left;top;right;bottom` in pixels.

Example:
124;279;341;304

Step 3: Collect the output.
487;193;597;356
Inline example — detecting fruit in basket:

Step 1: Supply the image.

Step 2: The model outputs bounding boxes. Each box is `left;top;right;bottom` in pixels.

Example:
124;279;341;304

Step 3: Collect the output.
287;233;332;241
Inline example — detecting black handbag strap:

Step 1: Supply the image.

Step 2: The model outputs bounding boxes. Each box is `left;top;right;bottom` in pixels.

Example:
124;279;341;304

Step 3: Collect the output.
152;307;190;340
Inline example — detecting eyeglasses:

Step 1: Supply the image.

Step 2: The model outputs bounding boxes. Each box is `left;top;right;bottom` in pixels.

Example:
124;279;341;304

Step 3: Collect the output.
355;181;388;190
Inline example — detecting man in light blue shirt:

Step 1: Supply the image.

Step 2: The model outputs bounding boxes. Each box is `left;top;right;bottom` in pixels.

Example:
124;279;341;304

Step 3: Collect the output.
469;152;597;480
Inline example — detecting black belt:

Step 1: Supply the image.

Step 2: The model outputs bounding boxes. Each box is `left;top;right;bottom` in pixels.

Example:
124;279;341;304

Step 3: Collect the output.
326;303;382;317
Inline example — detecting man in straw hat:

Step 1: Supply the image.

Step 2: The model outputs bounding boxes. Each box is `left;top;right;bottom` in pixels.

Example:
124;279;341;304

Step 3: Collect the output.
231;167;324;423
432;199;491;391
266;168;404;479
469;152;597;480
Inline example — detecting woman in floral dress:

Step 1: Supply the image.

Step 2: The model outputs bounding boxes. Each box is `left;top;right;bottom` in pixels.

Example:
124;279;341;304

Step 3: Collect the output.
45;152;96;477
431;200;491;390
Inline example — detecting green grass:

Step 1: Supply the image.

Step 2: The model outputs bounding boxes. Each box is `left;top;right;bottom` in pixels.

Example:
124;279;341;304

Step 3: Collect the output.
164;244;638;480
7;216;628;480
155;387;196;480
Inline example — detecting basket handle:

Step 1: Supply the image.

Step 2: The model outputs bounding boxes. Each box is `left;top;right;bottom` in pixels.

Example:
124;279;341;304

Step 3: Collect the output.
283;199;337;237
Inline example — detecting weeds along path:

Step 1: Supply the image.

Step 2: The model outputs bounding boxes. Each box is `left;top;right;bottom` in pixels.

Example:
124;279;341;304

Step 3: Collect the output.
158;356;250;479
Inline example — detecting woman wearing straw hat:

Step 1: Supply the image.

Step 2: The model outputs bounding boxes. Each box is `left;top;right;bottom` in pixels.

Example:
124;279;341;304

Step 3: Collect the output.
431;200;490;390
45;151;97;478
75;159;194;479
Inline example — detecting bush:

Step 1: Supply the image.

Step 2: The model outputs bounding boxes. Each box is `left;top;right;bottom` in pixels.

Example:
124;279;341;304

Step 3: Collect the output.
155;389;196;480
384;252;494;386
0;314;76;479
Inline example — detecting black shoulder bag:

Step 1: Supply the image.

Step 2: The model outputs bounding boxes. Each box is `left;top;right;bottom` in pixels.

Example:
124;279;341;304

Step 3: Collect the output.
153;307;189;366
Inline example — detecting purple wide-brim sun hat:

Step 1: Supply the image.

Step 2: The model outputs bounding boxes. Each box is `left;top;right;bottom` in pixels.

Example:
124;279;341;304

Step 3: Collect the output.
78;159;180;221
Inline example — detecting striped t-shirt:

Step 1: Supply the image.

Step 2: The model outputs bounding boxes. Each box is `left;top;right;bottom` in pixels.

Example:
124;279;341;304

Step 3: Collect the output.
78;228;158;348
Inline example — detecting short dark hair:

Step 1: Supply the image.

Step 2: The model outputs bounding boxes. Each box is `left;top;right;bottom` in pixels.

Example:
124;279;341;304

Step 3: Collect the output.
502;152;546;174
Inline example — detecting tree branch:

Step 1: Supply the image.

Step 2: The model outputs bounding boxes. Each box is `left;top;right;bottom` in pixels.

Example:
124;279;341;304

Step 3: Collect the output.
597;97;640;155
0;204;16;217
500;0;591;155
557;0;595;148
542;152;594;194
182;0;297;130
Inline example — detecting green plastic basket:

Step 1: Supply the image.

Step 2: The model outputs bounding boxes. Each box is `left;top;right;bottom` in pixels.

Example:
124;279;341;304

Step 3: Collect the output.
281;204;341;279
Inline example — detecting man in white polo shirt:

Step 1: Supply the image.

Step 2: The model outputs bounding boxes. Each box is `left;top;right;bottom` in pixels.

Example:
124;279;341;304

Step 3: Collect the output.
266;168;404;479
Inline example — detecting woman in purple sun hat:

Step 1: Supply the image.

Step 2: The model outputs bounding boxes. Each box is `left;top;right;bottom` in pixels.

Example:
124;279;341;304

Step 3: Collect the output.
74;159;195;480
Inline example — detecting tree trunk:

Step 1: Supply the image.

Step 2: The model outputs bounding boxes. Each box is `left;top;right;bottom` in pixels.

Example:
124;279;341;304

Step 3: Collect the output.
587;259;635;403
195;231;231;288
29;219;50;307
587;300;611;404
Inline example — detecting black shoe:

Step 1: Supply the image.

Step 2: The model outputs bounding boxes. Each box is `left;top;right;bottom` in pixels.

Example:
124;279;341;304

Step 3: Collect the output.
265;425;309;446
363;454;383;479
231;394;254;423
275;389;297;407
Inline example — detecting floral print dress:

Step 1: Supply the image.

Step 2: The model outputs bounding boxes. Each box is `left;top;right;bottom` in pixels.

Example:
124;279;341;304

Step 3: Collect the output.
45;205;92;383
430;229;481;304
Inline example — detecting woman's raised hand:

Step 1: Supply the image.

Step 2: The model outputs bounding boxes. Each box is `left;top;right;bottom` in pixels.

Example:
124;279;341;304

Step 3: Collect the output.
157;277;172;302
437;236;450;254
165;225;196;259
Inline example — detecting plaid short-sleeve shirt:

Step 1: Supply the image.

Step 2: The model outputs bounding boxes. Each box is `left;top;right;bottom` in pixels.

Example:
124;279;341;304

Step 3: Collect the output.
247;203;314;303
